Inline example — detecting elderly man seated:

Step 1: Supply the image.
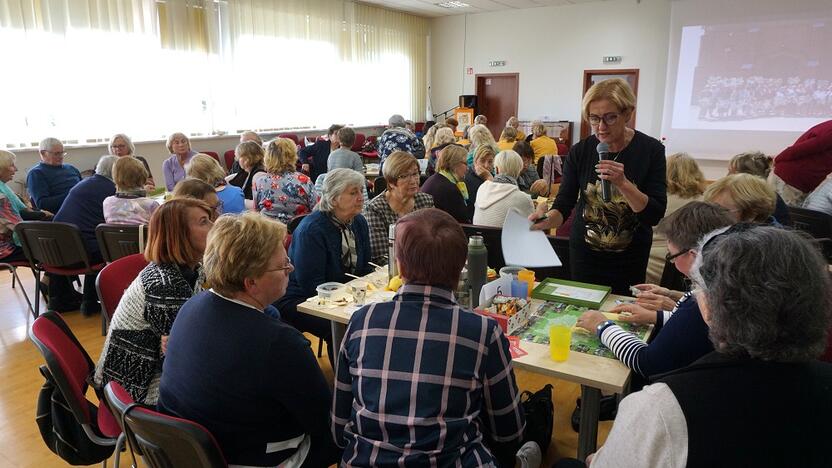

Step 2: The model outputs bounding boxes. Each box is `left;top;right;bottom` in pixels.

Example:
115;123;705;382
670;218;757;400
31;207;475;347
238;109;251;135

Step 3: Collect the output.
587;225;832;467
27;137;81;213
51;155;117;314
378;114;425;171
299;124;342;183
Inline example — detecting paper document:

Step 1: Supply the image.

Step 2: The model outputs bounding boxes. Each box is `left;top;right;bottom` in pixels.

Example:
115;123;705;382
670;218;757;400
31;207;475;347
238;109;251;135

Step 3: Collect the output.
501;208;562;268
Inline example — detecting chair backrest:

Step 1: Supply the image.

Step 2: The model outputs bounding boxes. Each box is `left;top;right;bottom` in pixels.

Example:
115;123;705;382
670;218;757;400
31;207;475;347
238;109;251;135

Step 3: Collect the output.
223;150;236;172
30;311;98;427
96;223;148;263
287;213;308;234
373;176;387;198
16;221;92;270
788;206;832;239
460;224;506;271
202;151;221;165
105;382;227;468
96;254;149;327
351;133;366;152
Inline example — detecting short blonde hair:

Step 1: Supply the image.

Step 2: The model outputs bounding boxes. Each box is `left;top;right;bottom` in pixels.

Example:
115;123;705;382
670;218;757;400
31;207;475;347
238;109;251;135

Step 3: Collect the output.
474;144;496;165
235;141;265;167
729;151;772;179
500;127;518;142
112;156;148;191
495;150;523;178
468;124;495;148
166;132;190;154
434;127;456;147
532;121;547;138
204;212;287;296
437;144;467;172
186;154;226;187
704;173;776;223
581;78;636;122
666;153;706;198
264;138;297;174
506;116;519;129
382;151;419;185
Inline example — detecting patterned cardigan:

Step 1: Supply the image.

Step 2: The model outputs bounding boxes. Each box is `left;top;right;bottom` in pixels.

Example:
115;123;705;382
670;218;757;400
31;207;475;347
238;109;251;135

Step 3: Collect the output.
94;262;204;404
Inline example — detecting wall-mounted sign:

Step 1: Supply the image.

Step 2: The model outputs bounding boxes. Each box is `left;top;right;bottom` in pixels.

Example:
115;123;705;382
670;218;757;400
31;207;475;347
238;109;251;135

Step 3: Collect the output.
602;56;622;64
466;67;473;75
489;60;506;67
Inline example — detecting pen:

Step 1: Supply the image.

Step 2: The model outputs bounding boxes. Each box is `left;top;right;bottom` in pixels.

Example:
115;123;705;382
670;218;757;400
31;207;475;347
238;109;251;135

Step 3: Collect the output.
533;213;549;224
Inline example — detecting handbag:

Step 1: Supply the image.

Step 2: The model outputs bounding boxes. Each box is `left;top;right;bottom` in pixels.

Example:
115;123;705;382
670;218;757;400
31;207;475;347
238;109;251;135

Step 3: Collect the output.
520;384;554;454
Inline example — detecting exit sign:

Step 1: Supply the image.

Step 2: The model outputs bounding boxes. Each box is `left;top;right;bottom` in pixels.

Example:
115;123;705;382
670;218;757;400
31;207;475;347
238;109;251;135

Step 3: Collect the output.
603;56;622;64
489;60;506;67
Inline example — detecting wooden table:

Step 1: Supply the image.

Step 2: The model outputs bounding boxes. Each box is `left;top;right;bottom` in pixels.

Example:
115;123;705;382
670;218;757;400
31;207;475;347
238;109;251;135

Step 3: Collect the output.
297;269;649;461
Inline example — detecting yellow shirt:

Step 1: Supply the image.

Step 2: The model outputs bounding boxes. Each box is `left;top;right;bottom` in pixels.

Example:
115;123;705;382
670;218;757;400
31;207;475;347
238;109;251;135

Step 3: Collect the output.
516;130;526;141
497;140;516;152
530;136;558;163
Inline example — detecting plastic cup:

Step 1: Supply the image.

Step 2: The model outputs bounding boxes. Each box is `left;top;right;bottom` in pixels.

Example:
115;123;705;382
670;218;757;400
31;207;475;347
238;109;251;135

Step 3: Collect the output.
518;270;535;297
549;324;571;362
351;281;368;306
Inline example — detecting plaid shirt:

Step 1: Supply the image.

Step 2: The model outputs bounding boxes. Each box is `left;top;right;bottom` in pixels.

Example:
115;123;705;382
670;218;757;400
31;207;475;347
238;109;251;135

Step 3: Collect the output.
363;191;434;264
332;284;525;467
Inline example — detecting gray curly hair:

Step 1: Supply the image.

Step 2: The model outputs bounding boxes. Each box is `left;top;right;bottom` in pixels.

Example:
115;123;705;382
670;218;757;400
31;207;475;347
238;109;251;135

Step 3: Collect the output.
316;168;365;213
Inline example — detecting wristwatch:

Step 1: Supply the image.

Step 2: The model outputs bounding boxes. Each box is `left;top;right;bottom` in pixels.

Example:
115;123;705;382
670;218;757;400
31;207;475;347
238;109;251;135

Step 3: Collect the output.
596;320;616;338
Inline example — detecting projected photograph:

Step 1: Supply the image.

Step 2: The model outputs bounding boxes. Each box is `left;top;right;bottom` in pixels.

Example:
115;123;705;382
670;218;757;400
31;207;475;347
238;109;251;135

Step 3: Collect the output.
672;19;832;132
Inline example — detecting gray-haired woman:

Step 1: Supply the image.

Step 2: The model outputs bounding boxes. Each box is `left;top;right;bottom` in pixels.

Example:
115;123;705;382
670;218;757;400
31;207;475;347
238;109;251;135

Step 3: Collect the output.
588;225;832;467
275;168;373;357
109;133;156;190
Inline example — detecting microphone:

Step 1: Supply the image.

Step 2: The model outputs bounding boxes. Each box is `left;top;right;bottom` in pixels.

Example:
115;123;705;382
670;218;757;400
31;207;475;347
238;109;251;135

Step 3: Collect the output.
597;142;612;202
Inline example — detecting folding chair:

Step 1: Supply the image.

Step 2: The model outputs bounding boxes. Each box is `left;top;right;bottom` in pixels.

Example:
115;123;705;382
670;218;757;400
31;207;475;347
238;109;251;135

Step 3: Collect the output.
96;253;149;335
96;224;148;264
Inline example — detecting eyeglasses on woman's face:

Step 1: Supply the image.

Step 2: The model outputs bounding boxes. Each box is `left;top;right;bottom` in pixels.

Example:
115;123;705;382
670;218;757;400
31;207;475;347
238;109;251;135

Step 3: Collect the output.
665;248;690;264
588;112;622;126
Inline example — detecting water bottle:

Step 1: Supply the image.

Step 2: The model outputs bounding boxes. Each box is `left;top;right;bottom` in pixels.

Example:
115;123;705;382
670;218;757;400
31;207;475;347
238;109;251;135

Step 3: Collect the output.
388;224;397;279
467;235;488;309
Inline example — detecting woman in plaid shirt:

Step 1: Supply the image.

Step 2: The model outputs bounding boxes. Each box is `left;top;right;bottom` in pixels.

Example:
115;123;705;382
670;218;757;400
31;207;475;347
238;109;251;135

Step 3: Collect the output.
332;208;527;467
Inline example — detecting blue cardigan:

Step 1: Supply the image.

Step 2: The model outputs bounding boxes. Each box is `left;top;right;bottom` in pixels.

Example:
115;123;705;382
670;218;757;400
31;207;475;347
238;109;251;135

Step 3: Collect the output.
53;174;116;261
158;291;334;466
283;210;372;303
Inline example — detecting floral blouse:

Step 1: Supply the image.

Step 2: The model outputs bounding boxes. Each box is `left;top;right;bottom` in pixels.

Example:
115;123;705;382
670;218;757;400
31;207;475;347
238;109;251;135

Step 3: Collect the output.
253;171;317;223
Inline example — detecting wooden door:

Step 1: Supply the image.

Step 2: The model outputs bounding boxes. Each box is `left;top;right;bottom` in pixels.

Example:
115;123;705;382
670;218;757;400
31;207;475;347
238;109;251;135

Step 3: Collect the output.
580;69;639;140
475;74;519;140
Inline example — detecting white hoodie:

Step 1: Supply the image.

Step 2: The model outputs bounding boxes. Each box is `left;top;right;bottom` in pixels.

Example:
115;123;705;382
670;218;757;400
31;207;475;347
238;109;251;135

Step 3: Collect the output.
473;180;535;227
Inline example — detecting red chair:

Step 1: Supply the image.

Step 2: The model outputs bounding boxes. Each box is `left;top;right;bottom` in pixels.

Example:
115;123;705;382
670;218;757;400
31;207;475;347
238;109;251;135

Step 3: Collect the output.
415;122;425;133
359;135;379;160
557;143;568;156
202;152;221;165
351;133;366;152
277;134;299;145
104;381;228;468
30;311;124;467
96;253;149;335
15;221;106;318
224;150;236;172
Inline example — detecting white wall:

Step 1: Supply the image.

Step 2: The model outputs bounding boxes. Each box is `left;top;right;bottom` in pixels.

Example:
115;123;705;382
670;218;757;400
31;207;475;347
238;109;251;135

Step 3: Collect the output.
430;0;673;143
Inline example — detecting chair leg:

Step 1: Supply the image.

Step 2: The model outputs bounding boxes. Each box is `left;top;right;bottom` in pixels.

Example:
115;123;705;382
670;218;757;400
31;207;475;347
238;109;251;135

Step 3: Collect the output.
112;432;125;468
33;270;41;318
10;268;34;318
317;337;324;357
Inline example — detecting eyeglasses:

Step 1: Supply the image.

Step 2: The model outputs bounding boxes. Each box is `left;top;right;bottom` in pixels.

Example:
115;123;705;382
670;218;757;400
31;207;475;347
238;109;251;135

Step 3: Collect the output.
265;260;293;273
665;249;690;263
46;151;67;157
111;144;127;149
588;113;622;126
397;172;420;180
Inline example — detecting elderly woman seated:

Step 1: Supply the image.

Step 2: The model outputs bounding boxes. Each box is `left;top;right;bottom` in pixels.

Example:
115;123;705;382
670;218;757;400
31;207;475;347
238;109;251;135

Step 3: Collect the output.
426;127;456;176
186;153;245;215
0;150;52;263
109;133;155;190
158;213;340;467
497;126;519;151
704;173;776;224
172;178;223;218
727;151;791;224
465;144;496;220
529;121;558;164
332;208;530;467
162;132;197;191
275;168;372;356
513;141;548;196
466;123;497;167
506;116;526;141
254;138;317;223
227;141;266;201
577;202;733;383
473;150;534;227
420;144;471;223
103;156;160;225
95;198;214;404
588;225;832;467
364;151;433;265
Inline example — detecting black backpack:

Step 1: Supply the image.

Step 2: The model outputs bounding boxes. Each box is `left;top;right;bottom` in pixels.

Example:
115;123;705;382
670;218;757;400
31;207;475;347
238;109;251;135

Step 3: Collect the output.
520;384;554;453
35;365;115;465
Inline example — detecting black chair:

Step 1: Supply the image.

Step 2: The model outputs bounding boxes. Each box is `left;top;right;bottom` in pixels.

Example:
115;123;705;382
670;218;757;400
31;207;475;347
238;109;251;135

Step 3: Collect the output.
460;224;506;271
373;176;387;198
96;224;149;263
286;214;308;234
528;236;571;281
15;221;105;318
788;206;832;239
